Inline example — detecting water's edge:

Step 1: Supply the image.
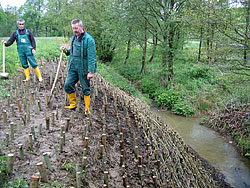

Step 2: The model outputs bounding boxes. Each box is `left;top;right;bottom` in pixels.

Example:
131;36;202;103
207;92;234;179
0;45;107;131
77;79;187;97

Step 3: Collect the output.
151;108;250;188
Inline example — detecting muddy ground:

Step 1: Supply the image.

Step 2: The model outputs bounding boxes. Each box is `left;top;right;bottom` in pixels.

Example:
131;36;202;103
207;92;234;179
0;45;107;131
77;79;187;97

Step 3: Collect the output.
0;59;231;187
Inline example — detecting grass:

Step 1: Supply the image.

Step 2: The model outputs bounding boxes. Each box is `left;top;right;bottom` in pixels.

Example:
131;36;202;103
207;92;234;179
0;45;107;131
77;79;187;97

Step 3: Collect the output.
105;42;250;116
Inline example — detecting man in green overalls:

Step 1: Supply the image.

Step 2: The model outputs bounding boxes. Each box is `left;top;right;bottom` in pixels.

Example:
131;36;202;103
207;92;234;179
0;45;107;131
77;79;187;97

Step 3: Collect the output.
2;19;43;82
60;19;97;114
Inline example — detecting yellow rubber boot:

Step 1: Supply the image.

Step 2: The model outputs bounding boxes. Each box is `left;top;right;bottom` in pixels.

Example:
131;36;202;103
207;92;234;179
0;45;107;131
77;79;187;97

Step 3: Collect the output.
23;68;30;81
65;92;77;109
34;67;43;82
84;95;91;115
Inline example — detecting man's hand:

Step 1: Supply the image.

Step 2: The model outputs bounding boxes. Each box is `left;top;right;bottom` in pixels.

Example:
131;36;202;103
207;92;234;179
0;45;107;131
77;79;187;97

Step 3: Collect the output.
1;40;6;45
60;46;67;53
32;49;36;55
87;72;94;80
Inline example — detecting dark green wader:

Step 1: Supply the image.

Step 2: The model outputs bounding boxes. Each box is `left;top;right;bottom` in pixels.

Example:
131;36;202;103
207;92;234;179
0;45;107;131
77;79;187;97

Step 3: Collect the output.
64;40;90;96
16;29;38;69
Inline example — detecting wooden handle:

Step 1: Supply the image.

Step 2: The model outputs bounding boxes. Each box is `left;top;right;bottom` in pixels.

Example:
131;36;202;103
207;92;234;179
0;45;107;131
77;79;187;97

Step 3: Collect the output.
2;43;5;73
50;50;63;95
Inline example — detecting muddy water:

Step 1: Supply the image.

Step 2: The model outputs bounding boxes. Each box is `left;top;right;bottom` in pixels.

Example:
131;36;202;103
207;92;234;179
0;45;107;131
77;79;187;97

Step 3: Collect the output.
151;108;250;188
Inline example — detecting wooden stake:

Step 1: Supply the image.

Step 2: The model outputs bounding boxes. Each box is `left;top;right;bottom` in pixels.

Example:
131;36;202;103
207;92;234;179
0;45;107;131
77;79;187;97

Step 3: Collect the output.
120;155;124;166
100;145;104;156
60;136;63;152
17;99;22;113
5;133;9;147
60;125;65;137
45;117;50;130
84;137;89;149
7;154;14;176
153;176;157;187
65;118;70;132
62;131;66;145
17;144;24;160
123;176;128;187
2;110;7;124
36;162;48;183
82;156;87;170
37;100;42;111
134;146;138;159
101;134;106;146
138;155;142;165
120;141;124;150
31;126;36;141
30;176;39;188
138;165;142;177
83;148;87;157
10;122;14;140
104;171;108;186
43;152;53;171
29;134;33;151
121;164;125;175
76;171;82;188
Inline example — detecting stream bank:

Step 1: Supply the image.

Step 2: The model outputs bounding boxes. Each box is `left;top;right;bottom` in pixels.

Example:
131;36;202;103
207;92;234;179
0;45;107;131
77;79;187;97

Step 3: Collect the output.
151;108;250;188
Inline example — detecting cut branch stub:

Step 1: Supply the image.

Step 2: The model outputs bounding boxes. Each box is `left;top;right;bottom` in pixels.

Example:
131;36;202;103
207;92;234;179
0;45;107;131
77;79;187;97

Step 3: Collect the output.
45;117;50;130
30;176;39;188
36;162;48;183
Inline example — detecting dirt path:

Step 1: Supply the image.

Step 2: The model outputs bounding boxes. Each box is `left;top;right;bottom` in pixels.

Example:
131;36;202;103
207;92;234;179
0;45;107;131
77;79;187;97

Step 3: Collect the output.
0;59;231;187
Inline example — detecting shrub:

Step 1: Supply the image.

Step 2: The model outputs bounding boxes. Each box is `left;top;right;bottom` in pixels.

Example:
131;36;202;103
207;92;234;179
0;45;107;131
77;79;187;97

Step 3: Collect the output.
156;89;181;108
188;66;212;80
172;100;195;117
141;78;158;97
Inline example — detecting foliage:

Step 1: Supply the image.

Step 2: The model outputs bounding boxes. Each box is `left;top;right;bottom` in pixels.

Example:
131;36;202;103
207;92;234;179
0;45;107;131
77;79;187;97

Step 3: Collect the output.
98;63;151;105
6;178;28;188
156;89;182;108
0;155;7;177
140;78;158;97
172;100;194;117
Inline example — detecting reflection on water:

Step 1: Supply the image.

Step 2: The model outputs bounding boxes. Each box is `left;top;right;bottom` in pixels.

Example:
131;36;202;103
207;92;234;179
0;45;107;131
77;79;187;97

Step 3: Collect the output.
152;109;250;188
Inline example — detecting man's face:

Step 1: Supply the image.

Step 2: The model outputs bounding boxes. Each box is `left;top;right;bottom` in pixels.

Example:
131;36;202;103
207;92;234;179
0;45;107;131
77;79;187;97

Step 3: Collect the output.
72;24;83;36
17;21;25;30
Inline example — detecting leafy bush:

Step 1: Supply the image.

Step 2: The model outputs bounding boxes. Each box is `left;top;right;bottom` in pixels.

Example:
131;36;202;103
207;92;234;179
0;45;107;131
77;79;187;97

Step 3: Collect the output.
156;89;181;108
0;155;7;178
188;66;212;80
6;178;28;188
172;100;194;117
140;78;158;97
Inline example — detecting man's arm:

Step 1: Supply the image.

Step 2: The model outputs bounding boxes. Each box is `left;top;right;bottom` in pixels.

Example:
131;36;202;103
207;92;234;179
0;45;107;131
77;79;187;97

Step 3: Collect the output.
28;30;36;50
5;32;17;47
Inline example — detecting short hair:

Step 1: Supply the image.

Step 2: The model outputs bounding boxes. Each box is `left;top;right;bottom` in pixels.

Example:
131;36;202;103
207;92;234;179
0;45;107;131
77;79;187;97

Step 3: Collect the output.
71;19;83;26
17;19;25;25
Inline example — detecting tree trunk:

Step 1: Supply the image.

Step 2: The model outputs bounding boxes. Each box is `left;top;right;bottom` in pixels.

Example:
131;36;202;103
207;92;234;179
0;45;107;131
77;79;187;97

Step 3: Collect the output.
149;34;157;63
46;27;48;37
162;34;167;80
198;27;203;62
168;26;174;81
124;38;131;64
141;21;147;74
244;0;250;65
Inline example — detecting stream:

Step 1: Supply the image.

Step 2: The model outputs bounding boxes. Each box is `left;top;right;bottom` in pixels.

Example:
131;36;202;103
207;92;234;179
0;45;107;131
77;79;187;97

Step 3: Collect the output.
151;108;250;188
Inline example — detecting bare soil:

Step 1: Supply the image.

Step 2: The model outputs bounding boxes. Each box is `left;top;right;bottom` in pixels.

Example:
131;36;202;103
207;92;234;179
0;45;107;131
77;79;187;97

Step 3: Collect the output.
0;60;231;187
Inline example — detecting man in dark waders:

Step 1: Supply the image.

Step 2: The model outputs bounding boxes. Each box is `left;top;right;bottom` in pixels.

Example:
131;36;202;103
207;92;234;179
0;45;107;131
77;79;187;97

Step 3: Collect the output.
2;19;43;82
60;19;97;114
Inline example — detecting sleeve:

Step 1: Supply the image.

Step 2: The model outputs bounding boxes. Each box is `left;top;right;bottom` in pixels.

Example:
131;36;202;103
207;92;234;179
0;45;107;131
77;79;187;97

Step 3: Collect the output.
6;32;17;47
87;38;97;73
65;49;70;56
28;30;36;50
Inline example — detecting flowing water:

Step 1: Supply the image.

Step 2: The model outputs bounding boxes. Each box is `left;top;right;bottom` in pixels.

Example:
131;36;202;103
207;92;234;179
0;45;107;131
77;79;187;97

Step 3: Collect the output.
151;108;250;188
